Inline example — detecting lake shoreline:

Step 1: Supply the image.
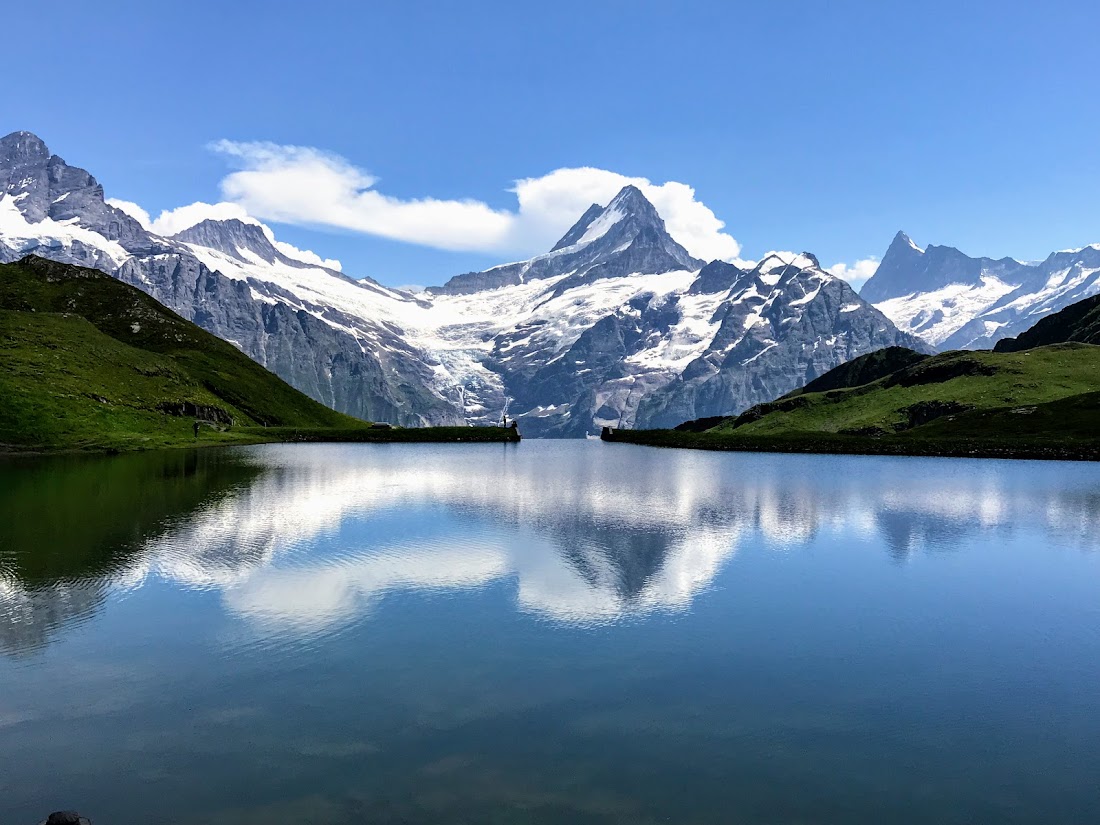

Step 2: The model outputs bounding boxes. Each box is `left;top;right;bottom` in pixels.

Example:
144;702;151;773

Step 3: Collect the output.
600;427;1100;462
0;425;521;456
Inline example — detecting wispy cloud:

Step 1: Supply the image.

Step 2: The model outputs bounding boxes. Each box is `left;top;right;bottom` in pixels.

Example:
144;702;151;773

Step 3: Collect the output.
206;140;742;261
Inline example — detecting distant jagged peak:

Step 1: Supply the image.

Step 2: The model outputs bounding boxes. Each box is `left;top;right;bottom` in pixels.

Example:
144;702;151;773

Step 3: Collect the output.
606;183;661;220
547;183;682;257
435;183;702;295
754;250;822;275
887;230;925;255
173;217;282;264
1053;242;1100;256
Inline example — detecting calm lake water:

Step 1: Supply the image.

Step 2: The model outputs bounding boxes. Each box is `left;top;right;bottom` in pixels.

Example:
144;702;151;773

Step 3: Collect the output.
1;441;1099;824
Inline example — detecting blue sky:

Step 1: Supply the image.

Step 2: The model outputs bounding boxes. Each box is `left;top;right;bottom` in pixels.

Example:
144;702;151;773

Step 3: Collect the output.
5;0;1099;286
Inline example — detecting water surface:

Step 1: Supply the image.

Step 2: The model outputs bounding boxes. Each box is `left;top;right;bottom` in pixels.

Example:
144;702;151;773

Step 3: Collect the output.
2;442;1099;824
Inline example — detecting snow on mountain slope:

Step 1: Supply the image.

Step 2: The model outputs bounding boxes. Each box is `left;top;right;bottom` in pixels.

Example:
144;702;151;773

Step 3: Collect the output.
863;231;1100;350
0;193;130;267
874;275;1018;348
177;228;417;327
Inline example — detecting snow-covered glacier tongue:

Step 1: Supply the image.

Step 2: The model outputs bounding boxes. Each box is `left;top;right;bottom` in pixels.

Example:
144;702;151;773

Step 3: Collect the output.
0;129;929;434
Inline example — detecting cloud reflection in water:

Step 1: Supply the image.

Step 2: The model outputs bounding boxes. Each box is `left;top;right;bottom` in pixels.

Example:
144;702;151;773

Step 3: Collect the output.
3;442;1100;652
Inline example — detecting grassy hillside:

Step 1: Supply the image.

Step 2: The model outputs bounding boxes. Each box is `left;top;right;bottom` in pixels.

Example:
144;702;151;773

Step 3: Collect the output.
604;344;1100;460
717;345;1100;437
0;256;365;451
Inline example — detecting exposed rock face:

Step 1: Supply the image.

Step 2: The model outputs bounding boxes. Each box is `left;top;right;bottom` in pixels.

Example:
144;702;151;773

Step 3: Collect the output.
863;231;1100;350
0;131;155;255
113;247;460;426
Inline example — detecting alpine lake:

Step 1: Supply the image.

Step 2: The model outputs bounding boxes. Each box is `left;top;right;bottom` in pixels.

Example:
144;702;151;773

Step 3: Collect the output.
2;441;1098;824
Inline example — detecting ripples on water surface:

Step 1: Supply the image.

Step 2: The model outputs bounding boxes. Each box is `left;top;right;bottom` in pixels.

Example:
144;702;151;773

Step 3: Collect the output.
1;441;1099;824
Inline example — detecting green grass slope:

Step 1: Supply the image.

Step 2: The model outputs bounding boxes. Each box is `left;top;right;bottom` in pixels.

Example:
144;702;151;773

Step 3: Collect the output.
0;256;363;451
718;345;1100;437
605;344;1100;460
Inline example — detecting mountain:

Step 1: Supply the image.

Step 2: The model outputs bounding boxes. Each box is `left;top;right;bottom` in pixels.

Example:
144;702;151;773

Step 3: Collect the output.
0;131;461;427
627;284;1100;459
420;226;928;436
431;185;704;295
862;231;1100;350
624;252;933;430
0;256;362;450
994;292;1100;352
0;130;930;436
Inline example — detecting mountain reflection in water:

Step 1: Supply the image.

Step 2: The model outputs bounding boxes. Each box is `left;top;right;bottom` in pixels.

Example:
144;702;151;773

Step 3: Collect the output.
3;442;1099;654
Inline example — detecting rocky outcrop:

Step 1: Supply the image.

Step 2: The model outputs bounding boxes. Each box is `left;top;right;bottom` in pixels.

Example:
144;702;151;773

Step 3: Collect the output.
795;346;930;395
43;812;92;825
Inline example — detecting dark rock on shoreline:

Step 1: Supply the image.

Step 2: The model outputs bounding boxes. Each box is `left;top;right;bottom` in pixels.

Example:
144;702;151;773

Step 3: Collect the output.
44;813;91;825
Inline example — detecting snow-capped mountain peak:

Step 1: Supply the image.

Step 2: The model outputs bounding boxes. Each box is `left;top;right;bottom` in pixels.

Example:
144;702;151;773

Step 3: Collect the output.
889;230;924;255
434;184;703;296
604;183;660;221
0;130;162;258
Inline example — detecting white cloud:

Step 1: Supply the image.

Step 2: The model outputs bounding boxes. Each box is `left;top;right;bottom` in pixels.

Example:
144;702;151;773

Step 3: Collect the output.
209;140;741;261
827;257;880;291
147;200;252;236
270;237;343;271
106;198;151;228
